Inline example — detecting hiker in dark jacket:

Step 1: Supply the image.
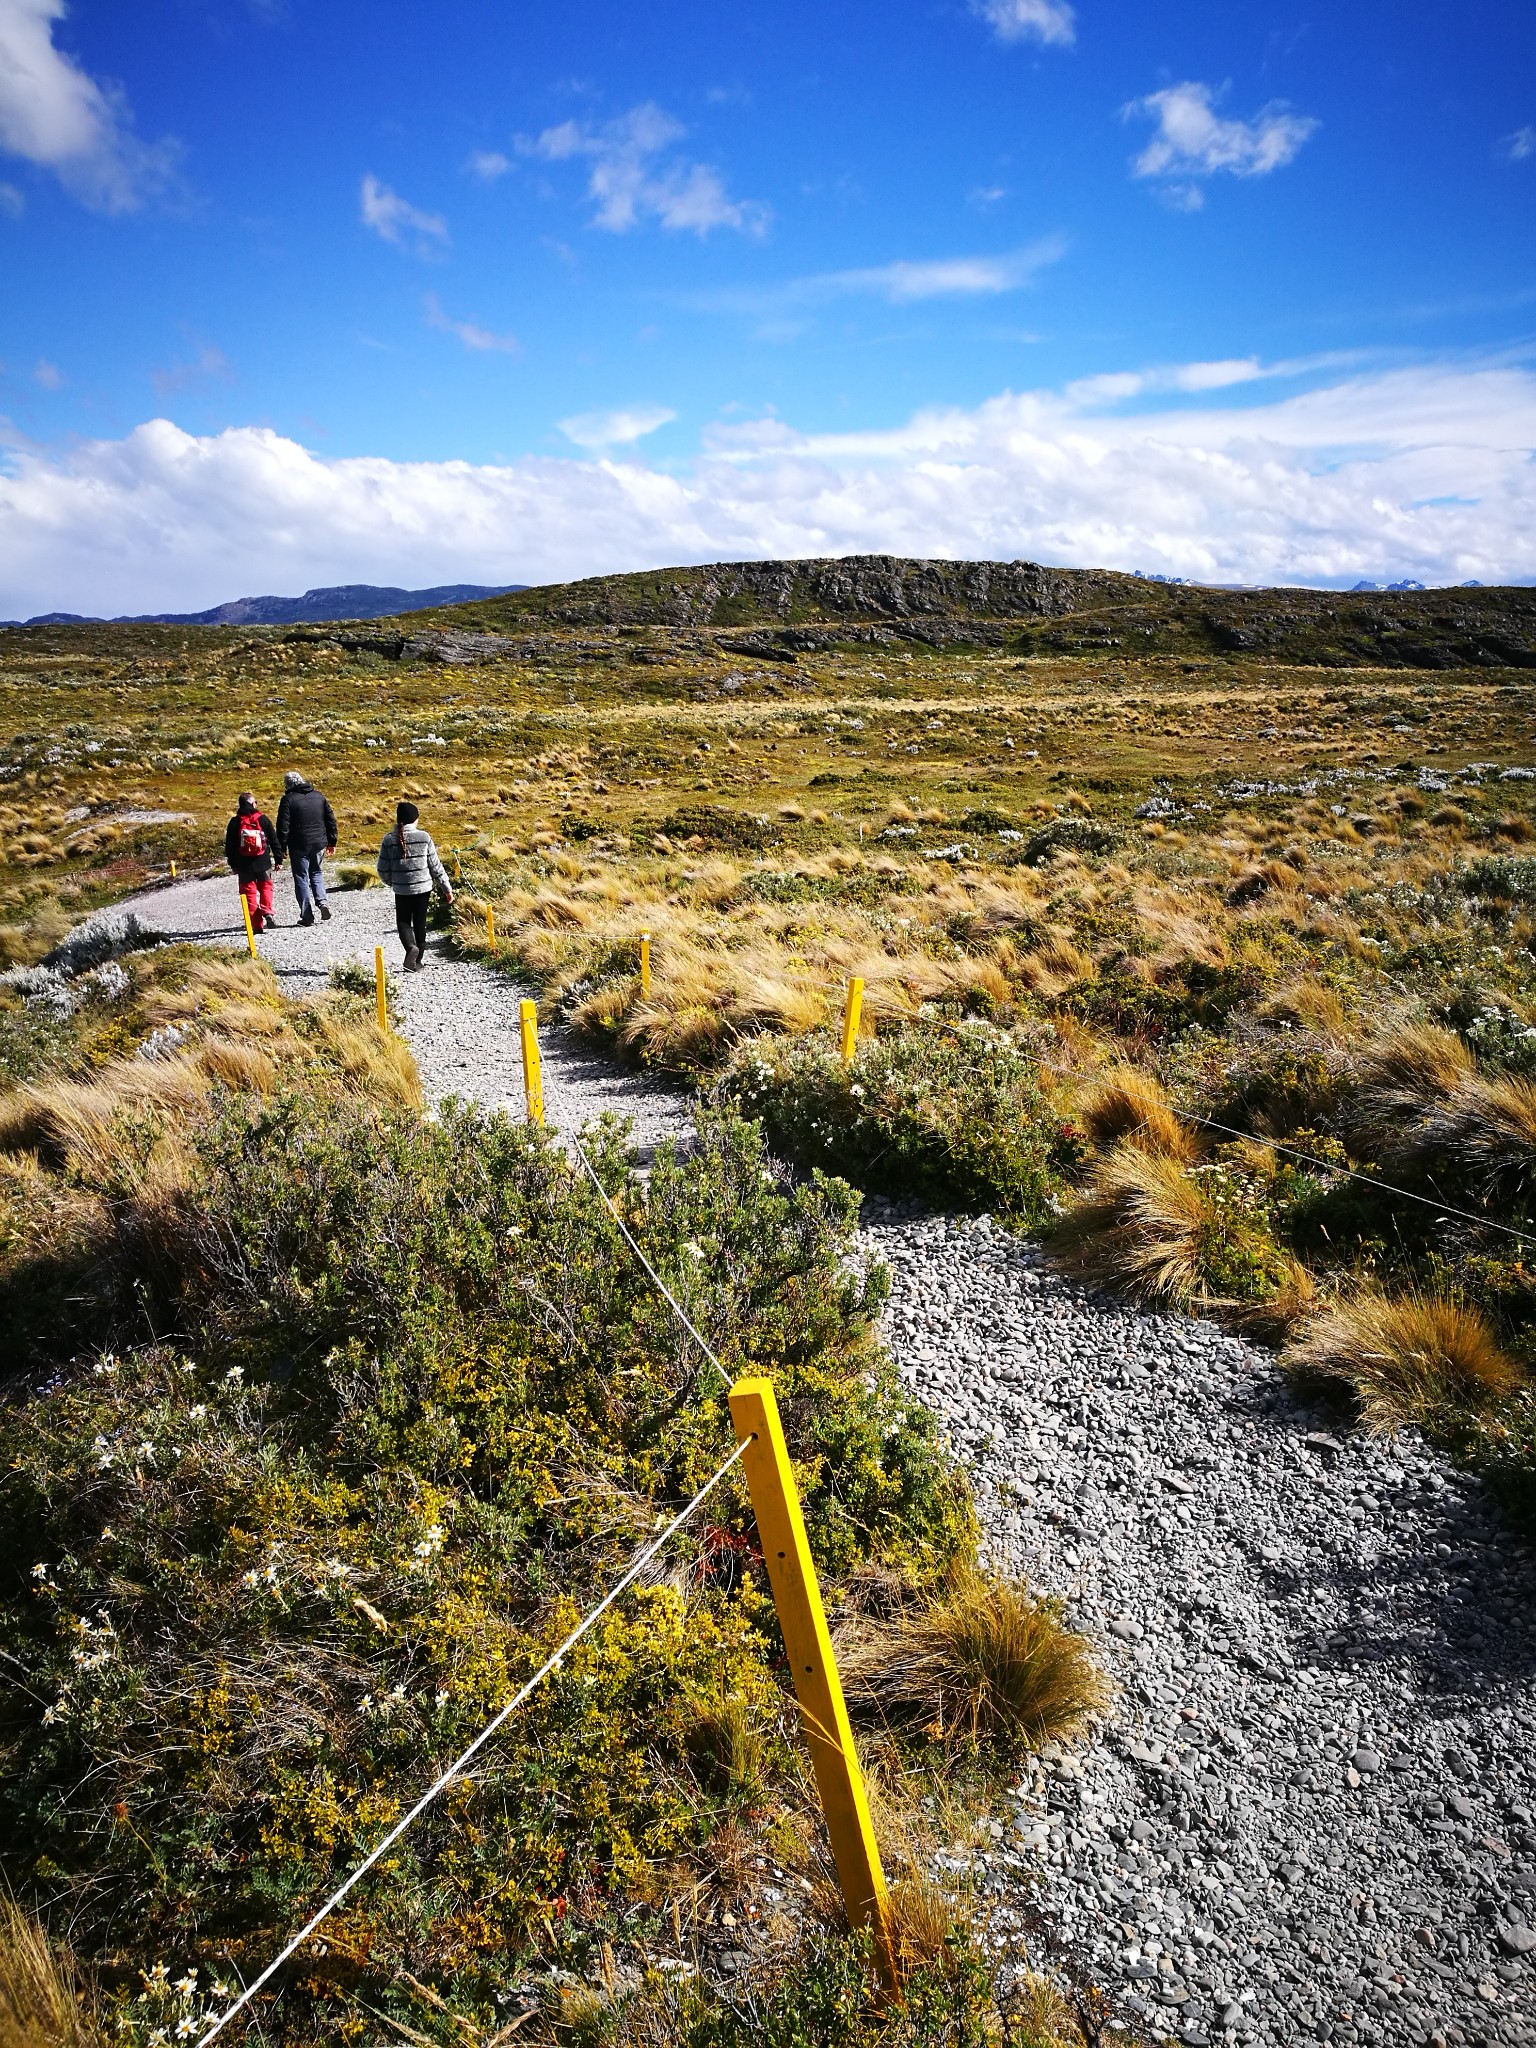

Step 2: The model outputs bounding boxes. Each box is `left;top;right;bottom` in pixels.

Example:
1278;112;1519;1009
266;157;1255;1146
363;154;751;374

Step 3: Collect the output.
275;771;339;927
377;801;454;970
224;791;280;932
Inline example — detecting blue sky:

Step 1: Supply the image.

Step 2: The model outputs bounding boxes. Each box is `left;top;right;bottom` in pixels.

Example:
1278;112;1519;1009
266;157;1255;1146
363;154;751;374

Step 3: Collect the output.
0;0;1533;612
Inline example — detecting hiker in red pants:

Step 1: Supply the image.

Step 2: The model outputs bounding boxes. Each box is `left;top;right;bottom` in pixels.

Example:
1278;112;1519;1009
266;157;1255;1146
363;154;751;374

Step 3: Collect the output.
224;791;281;931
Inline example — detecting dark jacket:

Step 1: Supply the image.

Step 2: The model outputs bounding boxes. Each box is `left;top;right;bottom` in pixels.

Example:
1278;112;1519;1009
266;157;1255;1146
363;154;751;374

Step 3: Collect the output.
276;781;338;859
225;805;278;881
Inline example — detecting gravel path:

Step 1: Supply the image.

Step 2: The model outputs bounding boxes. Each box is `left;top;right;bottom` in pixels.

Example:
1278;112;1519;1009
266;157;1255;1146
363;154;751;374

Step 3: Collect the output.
65;882;1536;2040
96;874;691;1161
865;1204;1536;2048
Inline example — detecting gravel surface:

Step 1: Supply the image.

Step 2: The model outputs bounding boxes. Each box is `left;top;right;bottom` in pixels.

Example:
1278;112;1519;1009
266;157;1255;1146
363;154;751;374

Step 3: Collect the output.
865;1203;1536;2048
83;875;692;1161
60;883;1536;2039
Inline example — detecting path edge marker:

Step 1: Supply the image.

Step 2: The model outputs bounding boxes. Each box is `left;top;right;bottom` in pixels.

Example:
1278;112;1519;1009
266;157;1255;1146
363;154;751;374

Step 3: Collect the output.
241;891;257;959
727;1375;895;1986
519;997;544;1126
375;946;388;1034
840;977;865;1063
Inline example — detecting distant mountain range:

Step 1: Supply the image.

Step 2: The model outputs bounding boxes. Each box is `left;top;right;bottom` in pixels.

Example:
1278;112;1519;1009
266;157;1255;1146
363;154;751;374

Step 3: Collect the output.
3;582;526;628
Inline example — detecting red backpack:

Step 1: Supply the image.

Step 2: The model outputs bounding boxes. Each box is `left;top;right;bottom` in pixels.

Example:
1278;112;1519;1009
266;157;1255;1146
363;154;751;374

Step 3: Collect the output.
237;811;266;859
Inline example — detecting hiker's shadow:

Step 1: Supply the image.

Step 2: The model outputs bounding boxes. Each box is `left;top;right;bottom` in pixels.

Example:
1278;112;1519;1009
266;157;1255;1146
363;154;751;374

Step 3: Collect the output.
1263;1479;1536;1697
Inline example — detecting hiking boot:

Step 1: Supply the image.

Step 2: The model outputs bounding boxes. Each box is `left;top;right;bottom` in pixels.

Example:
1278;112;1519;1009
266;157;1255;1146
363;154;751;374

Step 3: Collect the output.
403;945;421;971
299;912;315;927
319;903;332;921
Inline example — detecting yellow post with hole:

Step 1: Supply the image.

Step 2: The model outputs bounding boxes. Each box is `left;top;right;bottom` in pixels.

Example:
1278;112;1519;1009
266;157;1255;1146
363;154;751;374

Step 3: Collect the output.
728;1377;895;1987
487;905;496;949
840;977;865;1063
375;947;388;1034
639;929;651;998
519;998;544;1126
240;891;257;958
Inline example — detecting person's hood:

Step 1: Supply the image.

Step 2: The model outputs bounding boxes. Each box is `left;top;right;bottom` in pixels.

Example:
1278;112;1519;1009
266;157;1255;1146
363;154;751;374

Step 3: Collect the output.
237;797;258;813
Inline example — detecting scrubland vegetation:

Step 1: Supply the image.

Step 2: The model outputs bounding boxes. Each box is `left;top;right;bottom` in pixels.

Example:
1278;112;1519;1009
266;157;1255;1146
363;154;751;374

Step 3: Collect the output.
4;558;1536;2037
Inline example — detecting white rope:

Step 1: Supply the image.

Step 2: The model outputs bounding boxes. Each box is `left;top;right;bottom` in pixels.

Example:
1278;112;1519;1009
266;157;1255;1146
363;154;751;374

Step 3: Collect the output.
195;1435;750;2047
534;1037;730;1390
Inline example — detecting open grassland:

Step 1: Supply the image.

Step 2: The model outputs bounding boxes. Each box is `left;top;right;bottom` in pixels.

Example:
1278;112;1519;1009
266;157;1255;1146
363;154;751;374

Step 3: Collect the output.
5;559;1536;2037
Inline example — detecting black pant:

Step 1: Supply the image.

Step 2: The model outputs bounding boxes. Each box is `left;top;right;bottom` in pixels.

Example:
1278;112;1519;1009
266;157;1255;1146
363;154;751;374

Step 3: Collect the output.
395;892;429;955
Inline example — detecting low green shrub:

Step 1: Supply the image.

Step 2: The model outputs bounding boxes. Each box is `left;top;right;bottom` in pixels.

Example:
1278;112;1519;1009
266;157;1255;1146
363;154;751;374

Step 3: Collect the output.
0;1090;974;2042
717;1023;1080;1223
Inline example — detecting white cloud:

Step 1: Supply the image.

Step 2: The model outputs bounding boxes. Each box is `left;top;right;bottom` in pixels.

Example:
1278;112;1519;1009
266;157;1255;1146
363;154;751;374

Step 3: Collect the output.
151;341;231;397
0;0;176;210
1128;81;1318;195
558;405;677;450
0;179;22;216
424;294;519;355
468;149;510;180
519;102;766;236
1503;126;1535;163
32;356;63;389
360;173;448;253
695;238;1066;319
973;0;1075;47
1;358;1531;617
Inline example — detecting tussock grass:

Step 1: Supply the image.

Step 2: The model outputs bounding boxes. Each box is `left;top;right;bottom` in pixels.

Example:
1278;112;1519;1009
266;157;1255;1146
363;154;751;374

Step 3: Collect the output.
1283;1290;1524;1428
1349;1020;1536;1198
839;1574;1106;1750
1076;1067;1200;1161
1052;1145;1217;1306
0;1898;90;2048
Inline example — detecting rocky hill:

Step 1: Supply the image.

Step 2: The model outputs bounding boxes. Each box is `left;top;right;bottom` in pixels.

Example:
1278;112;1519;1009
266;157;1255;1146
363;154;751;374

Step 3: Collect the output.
412;555;1536;670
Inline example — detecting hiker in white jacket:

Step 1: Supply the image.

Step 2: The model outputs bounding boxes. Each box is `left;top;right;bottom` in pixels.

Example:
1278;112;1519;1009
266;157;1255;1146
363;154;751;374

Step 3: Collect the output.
377;801;454;970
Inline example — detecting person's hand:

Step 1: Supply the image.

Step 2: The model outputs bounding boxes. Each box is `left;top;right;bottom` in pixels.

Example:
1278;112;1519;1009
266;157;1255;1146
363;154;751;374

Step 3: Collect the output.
326;844;336;855
443;888;454;907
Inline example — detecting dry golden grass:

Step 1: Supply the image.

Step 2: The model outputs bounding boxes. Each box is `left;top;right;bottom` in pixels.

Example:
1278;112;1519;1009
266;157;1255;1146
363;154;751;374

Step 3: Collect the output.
0;1060;210;1173
1052;1144;1216;1306
1075;1068;1200;1162
1283;1289;1523;1427
1349;1020;1536;1197
0;1898;91;2048
840;1574;1106;1749
883;1873;957;1977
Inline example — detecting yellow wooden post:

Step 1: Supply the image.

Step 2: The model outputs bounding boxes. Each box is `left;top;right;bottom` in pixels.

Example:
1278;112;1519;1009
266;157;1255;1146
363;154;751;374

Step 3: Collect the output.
639;929;651;998
727;1377;894;1985
840;977;865;1063
375;947;388;1034
487;905;496;949
240;891;257;958
452;849;462;882
170;859;177;879
519;998;544;1126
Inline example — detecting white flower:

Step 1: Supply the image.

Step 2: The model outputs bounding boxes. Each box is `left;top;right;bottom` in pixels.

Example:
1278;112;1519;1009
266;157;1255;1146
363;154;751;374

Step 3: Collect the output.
434;1690;449;1709
175;2015;199;2037
144;1962;170;1988
241;1570;261;1589
359;1693;374;1713
223;1367;244;1386
31;1562;48;1579
173;1971;199;2000
388;1684;406;1705
147;2031;169;2047
138;1442;156;1462
681;1240;706;1261
188;1405;207;1422
93;1355;118;1378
